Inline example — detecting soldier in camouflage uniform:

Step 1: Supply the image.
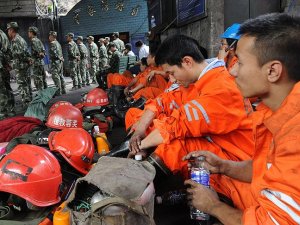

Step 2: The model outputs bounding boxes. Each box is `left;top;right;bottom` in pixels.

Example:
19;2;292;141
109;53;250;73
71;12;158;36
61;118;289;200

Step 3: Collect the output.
76;36;89;86
7;22;32;108
0;28;15;119
112;32;125;52
107;42;121;73
49;31;66;95
87;36;99;84
66;32;81;90
28;26;47;91
98;38;108;71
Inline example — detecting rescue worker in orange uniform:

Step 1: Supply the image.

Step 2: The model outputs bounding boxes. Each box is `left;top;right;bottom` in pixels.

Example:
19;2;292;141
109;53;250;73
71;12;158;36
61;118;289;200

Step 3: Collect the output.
129;35;255;180
125;74;179;131
184;13;300;225
218;23;240;72
124;49;168;101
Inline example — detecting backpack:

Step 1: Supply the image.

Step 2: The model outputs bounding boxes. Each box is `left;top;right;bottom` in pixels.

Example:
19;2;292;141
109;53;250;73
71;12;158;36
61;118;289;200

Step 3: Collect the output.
66;156;156;225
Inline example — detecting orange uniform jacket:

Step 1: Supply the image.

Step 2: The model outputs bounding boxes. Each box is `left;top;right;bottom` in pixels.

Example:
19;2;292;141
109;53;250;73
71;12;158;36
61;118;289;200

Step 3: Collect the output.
125;83;196;130
243;82;300;225
154;65;254;161
133;67;168;100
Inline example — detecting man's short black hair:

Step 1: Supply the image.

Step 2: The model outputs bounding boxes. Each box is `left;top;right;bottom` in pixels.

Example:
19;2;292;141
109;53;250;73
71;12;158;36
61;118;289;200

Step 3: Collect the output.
141;57;148;66
239;13;300;82
155;35;205;66
125;43;132;51
149;44;159;57
135;40;143;48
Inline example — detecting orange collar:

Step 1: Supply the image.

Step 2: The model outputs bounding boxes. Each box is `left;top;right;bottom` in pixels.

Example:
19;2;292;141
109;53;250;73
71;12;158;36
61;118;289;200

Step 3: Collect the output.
262;82;300;135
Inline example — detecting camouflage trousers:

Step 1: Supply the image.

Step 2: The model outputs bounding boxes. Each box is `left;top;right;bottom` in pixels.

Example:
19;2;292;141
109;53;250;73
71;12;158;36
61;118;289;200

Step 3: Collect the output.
51;61;66;95
69;60;82;87
89;59;99;82
79;59;89;85
0;67;15;118
99;57;108;71
32;64;46;91
15;67;32;106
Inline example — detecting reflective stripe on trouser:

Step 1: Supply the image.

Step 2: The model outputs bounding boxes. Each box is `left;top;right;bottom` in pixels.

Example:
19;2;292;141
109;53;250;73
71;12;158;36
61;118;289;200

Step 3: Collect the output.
16;68;32;103
69;61;80;87
32;64;46;91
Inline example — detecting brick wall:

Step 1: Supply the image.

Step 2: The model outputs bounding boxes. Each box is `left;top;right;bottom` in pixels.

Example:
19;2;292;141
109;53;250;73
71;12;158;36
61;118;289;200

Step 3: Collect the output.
60;0;149;65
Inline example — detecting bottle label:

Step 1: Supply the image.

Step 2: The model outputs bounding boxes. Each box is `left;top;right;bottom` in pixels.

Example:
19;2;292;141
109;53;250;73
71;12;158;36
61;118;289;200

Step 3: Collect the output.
191;170;209;187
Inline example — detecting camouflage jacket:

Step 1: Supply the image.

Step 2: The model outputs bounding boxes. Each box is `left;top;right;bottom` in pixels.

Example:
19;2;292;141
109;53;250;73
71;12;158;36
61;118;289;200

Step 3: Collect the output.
9;33;31;70
30;37;45;65
113;38;125;52
49;40;63;64
108;50;121;73
67;40;80;62
0;29;10;69
88;42;99;60
99;44;108;59
78;43;88;60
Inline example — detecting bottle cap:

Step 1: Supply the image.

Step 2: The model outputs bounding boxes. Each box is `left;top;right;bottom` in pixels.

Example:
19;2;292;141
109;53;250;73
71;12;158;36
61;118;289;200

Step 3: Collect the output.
135;154;142;161
94;125;100;133
156;196;162;204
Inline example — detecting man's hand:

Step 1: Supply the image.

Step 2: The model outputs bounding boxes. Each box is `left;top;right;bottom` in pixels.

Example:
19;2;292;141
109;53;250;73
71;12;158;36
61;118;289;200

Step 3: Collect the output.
124;87;130;96
185;180;220;215
147;71;156;82
183;151;225;174
129;130;146;154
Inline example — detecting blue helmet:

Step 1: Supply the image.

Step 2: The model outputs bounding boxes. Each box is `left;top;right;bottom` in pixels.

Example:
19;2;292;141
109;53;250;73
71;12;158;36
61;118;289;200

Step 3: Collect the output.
221;23;241;40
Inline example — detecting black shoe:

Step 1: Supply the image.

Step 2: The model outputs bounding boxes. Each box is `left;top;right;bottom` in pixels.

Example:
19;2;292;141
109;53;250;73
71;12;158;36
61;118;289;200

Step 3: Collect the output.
71;86;78;91
92;81;97;84
86;83;91;86
82;84;86;87
62;89;67;94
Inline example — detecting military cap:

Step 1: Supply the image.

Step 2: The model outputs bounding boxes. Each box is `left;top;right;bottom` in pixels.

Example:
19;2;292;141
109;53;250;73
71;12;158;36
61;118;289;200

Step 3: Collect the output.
65;32;74;38
98;38;105;43
87;36;94;41
6;22;19;30
108;42;116;48
76;36;83;41
49;31;57;36
28;26;38;34
113;32;119;36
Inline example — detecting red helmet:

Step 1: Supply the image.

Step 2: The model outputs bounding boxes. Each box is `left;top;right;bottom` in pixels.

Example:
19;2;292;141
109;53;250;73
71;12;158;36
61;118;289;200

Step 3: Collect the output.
48;101;73;115
0;144;62;207
48;128;95;175
84;88;109;107
46;104;83;130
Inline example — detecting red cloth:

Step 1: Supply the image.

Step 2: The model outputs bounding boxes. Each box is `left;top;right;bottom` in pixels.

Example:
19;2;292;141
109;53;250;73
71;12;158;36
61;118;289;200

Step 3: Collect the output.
0;116;43;142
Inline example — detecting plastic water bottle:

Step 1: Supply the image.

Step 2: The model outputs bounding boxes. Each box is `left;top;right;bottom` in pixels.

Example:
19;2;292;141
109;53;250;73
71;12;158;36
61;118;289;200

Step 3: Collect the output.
93;126;110;155
156;190;187;206
190;156;210;221
151;15;156;28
